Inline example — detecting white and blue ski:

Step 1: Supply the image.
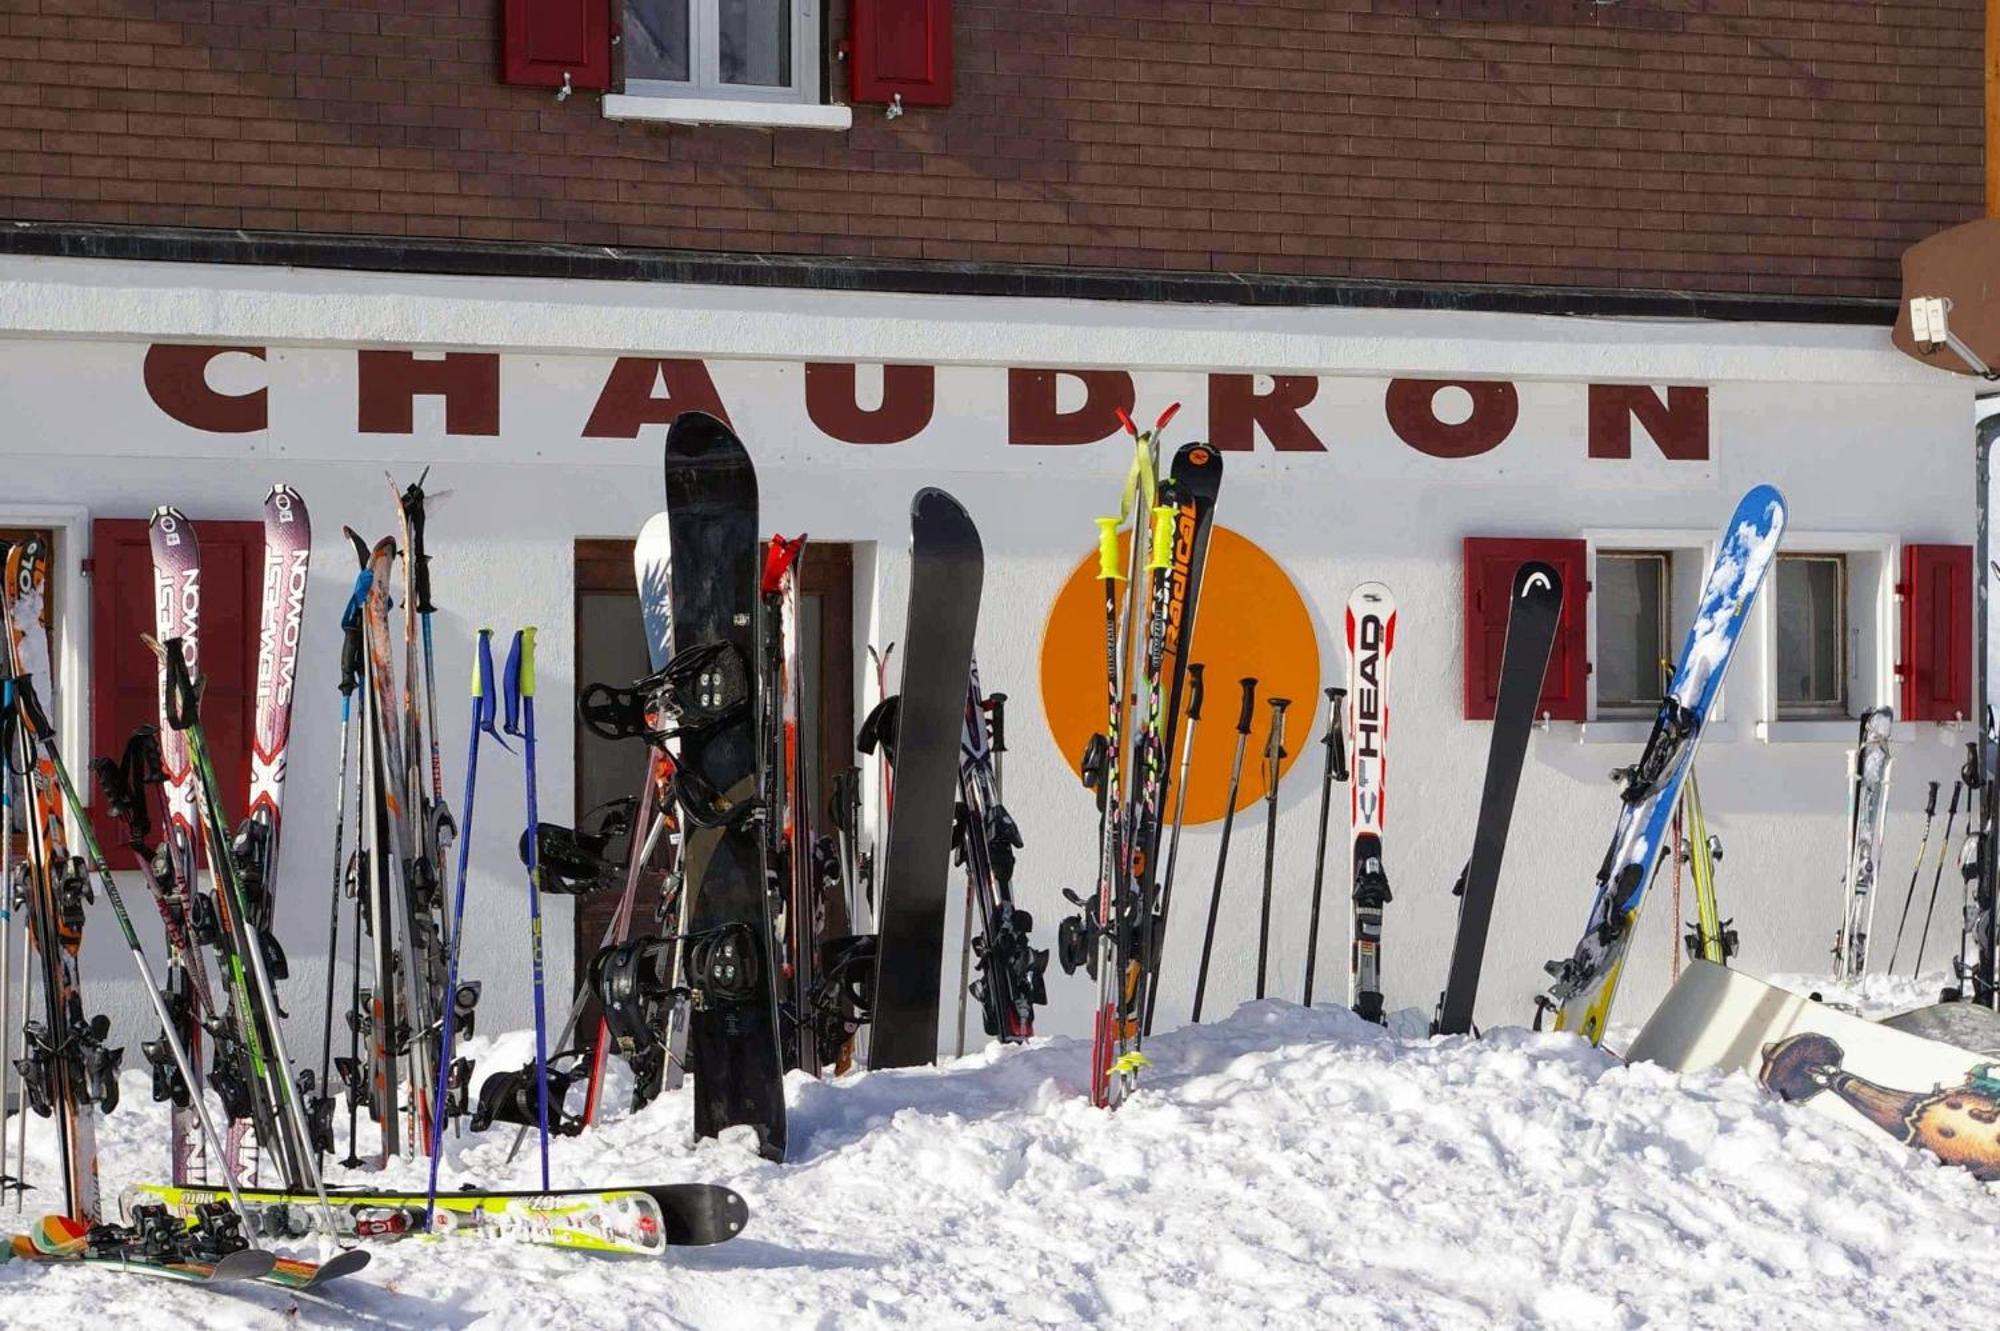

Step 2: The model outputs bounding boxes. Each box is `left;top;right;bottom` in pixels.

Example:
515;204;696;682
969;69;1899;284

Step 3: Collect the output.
1545;484;1787;1043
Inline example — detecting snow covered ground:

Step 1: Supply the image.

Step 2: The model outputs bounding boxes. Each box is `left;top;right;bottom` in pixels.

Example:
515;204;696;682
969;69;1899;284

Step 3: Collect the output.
5;980;2000;1329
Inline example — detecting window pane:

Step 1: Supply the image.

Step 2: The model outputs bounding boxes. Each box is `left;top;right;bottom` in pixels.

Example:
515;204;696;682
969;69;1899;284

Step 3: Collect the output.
719;0;792;87
1596;553;1666;709
625;0;691;83
1776;556;1844;710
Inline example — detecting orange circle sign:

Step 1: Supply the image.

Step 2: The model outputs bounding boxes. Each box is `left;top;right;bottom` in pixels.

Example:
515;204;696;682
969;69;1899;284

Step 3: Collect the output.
1038;525;1322;826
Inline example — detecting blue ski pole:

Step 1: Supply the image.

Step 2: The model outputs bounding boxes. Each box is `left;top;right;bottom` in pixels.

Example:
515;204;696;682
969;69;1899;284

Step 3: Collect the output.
426;629;499;1227
504;628;552;1190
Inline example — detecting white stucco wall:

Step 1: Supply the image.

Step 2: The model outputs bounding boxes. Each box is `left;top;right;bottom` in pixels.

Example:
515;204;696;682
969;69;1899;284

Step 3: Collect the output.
0;255;1979;1071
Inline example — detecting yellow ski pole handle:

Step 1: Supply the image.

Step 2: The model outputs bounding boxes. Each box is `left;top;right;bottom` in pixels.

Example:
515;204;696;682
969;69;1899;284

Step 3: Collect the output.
1095;517;1127;584
1147;505;1175;573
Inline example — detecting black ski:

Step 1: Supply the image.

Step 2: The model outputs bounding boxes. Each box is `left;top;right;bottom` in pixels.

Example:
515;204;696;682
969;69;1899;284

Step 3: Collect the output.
1432;561;1563;1036
662;411;786;1161
870;489;984;1069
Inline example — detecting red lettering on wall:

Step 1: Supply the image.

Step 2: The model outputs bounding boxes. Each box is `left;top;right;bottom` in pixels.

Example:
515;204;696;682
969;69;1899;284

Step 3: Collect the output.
1587;385;1710;461
143;345;268;433
1208;374;1325;452
582;358;730;437
804;363;935;444
1007;369;1134;445
357;352;500;435
1385;379;1518;458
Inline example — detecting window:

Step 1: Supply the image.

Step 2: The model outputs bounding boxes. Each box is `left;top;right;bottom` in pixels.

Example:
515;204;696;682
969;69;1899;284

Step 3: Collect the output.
1596;551;1671;714
622;0;820;105
1775;554;1847;717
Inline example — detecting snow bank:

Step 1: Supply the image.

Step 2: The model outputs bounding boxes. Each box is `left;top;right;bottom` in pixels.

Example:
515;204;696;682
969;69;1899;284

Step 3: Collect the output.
6;996;2000;1329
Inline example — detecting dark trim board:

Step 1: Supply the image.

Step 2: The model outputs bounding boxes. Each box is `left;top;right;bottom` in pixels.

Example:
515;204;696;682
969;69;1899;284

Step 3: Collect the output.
0;221;1895;327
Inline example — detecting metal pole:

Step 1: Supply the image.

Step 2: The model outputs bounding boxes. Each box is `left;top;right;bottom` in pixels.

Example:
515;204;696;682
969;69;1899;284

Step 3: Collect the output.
1255;697;1291;1000
1302;687;1347;1007
1190;678;1256;1022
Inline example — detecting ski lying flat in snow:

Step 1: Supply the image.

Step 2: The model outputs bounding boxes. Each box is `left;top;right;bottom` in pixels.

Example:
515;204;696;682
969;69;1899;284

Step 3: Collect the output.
125;1182;749;1254
8;1214;278;1284
1545;485;1787;1043
1432;561;1563;1037
1628;961;2000;1181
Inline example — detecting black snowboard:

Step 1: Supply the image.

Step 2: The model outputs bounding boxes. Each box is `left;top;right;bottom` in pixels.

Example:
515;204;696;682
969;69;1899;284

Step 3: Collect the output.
663;411;786;1161
1432;561;1564;1036
869;489;984;1069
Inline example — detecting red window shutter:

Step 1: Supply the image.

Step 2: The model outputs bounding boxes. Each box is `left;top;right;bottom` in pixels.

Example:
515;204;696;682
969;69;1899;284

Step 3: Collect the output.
1462;537;1588;722
849;0;953;108
1899;543;1973;723
90;518;262;868
502;0;611;92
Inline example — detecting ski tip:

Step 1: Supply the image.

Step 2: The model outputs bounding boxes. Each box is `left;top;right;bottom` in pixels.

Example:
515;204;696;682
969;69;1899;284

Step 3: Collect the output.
662;409;740;458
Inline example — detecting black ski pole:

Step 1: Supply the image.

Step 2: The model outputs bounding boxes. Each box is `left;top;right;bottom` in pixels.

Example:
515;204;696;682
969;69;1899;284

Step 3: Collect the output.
1142;663;1203;1038
1255;696;1291;1001
1302;686;1349;1007
1915;778;1963;977
1191;677;1256;1022
1886;780;1940;974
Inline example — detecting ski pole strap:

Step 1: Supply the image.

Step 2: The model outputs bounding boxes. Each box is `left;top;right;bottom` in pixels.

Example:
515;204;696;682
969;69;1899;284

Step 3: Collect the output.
1094;518;1126;584
1235;677;1259;734
401;473;434;614
984;692;1007;753
1266;698;1291;760
1324;686;1350;782
11;673;52;742
1927;780;1940;817
157;635;200;731
1186;663;1204;721
503;628;537;737
338;569;371;698
473;628;500;738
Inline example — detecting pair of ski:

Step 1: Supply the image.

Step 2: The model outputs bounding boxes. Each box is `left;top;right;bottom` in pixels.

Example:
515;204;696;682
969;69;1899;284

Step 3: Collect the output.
110;493;314;1195
1833;707;1895;979
1054;407;1222;1108
127;1181;748;1256
7;1211;368;1288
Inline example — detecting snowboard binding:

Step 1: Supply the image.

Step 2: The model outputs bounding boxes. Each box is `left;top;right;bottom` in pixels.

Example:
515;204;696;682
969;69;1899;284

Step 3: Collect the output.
470;1050;587;1136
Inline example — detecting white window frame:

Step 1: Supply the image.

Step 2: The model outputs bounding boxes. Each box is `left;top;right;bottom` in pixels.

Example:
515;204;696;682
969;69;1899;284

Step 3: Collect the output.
1749;531;1908;744
0;504;92;769
603;0;852;132
1578;527;1721;743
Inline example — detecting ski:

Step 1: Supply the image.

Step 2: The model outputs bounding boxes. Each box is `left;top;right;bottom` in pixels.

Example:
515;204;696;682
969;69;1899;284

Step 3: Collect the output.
1834;706;1895;979
1544;484;1787;1042
1346;582;1397;1026
145;507;213;1185
1432;561;1562;1037
4;538;111;1223
957;661;1044;1043
11;1208;277;1284
661;411;786;1159
127;1182;749;1254
1679;768;1735;966
870;489;985;1070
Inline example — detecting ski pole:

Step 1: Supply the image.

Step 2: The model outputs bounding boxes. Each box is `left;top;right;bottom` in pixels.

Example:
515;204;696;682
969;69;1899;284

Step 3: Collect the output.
1255;697;1291;1001
1915;780;1963;976
1191;677;1256;1022
1887;780;1941;974
427;630;498;1226
504;629;553;1191
1142;663;1203;1038
1302;686;1348;1007
0;658;16;1202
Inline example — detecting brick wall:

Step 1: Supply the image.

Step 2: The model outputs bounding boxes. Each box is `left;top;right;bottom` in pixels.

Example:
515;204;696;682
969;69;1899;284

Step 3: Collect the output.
0;0;1983;300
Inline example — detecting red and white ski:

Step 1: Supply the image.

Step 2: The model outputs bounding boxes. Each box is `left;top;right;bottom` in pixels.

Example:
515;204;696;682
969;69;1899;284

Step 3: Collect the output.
1345;582;1396;1026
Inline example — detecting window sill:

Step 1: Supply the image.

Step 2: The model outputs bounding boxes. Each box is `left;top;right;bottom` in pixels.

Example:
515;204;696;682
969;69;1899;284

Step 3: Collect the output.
1575;720;1743;745
602;94;852;131
1753;719;1923;744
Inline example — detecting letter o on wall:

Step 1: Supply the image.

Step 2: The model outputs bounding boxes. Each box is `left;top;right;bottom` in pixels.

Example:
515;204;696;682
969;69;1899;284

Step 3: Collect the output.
1385;379;1519;459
